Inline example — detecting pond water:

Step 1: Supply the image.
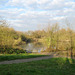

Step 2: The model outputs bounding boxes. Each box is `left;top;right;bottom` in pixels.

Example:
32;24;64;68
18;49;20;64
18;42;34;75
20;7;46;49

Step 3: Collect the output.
20;43;47;53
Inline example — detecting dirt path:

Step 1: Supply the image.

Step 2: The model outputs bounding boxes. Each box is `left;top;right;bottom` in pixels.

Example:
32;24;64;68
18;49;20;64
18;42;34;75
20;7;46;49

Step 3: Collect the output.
0;55;55;65
0;52;74;65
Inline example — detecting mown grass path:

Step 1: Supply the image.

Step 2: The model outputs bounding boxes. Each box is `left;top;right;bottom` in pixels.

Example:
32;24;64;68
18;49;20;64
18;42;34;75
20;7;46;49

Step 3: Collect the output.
0;55;54;64
0;54;46;62
0;52;75;65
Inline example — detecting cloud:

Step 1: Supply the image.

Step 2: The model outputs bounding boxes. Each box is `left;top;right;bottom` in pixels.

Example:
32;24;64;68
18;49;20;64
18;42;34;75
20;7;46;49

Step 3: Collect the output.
6;0;75;10
0;0;75;31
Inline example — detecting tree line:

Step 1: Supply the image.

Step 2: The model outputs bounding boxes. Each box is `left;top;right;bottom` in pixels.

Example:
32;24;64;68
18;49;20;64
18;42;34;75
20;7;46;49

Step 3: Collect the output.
0;19;75;57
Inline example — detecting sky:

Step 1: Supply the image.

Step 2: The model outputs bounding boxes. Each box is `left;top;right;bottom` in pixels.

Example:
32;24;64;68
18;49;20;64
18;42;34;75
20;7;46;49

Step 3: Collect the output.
0;0;75;31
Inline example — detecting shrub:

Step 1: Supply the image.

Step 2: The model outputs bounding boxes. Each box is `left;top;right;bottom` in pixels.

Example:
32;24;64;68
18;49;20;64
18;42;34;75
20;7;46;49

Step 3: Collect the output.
0;47;26;54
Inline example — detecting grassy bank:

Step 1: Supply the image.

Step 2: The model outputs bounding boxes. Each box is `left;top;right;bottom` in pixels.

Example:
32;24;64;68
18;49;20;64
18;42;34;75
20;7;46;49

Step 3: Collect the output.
0;54;46;61
0;58;75;75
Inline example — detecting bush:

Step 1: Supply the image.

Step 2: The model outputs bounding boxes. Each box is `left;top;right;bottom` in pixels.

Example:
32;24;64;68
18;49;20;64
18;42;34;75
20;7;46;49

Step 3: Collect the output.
21;34;32;43
0;47;26;54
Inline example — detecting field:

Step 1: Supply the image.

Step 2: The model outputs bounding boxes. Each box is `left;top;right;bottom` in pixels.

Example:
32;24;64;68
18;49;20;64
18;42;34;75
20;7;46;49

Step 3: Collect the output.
0;58;75;75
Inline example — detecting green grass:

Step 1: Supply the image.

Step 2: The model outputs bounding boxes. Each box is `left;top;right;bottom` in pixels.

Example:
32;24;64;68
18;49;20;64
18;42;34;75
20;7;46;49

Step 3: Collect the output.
0;58;75;75
0;53;46;61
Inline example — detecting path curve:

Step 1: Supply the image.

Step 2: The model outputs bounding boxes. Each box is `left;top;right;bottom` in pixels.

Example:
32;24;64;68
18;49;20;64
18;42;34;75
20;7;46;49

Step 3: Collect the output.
0;55;54;65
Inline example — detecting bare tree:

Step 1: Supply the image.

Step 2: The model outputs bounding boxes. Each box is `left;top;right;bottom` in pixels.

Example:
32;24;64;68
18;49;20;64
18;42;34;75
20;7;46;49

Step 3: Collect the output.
54;23;60;51
47;23;59;51
66;21;73;58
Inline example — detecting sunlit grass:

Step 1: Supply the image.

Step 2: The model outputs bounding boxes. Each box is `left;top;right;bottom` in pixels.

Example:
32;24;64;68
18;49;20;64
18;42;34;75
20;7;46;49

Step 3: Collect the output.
0;53;46;61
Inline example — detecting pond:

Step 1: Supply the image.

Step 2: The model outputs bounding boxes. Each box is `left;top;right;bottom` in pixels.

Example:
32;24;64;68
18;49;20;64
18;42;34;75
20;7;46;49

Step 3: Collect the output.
20;42;47;53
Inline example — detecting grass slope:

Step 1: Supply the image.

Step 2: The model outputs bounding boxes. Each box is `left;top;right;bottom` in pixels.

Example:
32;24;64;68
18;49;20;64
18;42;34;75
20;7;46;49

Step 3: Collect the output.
0;58;75;75
0;54;46;61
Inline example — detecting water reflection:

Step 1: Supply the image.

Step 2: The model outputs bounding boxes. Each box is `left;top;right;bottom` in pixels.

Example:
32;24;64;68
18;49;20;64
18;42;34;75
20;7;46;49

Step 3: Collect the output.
20;43;47;53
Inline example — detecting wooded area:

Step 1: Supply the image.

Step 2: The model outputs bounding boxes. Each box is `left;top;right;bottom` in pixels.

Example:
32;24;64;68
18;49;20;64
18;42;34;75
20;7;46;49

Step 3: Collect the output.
0;19;75;58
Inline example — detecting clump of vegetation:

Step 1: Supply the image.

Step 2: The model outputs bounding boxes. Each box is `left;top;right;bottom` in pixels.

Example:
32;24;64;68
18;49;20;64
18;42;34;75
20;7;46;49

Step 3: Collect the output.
0;47;26;54
21;33;32;44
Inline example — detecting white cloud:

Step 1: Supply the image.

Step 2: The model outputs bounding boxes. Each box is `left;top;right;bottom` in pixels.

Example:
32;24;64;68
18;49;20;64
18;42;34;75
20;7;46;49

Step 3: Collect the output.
0;0;75;31
5;0;75;10
51;16;65;20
